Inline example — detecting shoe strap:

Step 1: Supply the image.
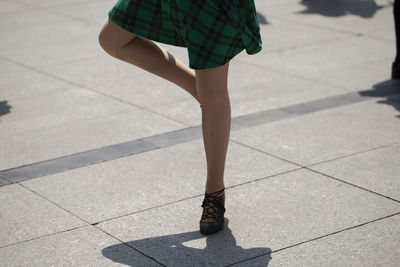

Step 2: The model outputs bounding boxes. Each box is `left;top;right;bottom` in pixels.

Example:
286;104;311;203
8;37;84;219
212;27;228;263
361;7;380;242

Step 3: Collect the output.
201;188;226;223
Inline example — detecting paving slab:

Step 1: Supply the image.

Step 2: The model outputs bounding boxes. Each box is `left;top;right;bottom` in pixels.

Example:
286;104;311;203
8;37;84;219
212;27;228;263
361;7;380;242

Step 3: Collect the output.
96;168;400;266
46;0;132;26
0;86;135;138
0;178;10;186
231;98;400;166
0;58;28;74
235;15;351;56
0;18;102;67
0;6;67;30
0;108;183;171
20;139;298;223
310;143;400;201
0;1;30;14
150;62;346;126
14;0;100;8
0;183;86;247
257;0;393;39
1;68;76;101
238;34;395;91
37;53;192;108
0;225;161;266
234;213;400;267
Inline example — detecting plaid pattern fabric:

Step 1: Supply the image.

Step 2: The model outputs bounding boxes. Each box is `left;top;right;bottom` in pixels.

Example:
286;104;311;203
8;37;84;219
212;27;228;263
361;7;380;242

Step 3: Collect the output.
108;0;262;69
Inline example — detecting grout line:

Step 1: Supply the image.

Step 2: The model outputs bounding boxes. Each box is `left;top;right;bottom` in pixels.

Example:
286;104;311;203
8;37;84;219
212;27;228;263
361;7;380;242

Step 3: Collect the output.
10;182;165;265
306;168;400;204
306;141;400;168
227;212;400;266
0;55;191;127
1;89;399;184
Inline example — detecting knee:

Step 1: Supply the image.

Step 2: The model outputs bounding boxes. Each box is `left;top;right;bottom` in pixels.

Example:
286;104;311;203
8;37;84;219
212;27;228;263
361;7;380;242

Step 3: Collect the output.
98;30;119;58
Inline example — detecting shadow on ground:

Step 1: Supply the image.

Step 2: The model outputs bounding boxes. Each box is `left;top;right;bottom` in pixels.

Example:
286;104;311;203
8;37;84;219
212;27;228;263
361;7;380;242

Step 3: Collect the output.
359;79;400;118
298;0;390;18
102;218;271;266
0;100;12;116
257;11;268;24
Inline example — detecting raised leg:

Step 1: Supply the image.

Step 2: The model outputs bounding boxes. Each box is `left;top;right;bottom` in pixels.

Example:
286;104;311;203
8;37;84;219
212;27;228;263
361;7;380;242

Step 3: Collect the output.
98;17;199;102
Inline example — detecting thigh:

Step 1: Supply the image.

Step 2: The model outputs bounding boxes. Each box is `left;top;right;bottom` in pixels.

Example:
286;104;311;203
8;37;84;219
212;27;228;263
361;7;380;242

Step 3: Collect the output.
98;16;137;52
195;62;230;101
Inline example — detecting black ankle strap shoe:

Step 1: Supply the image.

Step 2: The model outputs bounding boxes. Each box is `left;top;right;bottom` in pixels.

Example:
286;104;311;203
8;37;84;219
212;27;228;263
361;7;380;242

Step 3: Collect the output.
199;187;226;235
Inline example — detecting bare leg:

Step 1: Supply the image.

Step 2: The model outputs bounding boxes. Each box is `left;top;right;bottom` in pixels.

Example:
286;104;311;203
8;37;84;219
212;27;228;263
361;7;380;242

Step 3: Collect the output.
98;17;199;102
195;62;231;196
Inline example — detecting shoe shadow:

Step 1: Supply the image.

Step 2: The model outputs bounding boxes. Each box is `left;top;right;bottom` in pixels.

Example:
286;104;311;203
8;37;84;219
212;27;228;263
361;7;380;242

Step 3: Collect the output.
298;0;388;18
359;79;400;118
102;218;271;266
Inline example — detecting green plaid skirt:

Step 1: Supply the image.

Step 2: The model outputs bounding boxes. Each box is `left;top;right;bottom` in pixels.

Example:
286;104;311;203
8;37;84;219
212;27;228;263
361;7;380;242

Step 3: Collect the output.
108;0;262;69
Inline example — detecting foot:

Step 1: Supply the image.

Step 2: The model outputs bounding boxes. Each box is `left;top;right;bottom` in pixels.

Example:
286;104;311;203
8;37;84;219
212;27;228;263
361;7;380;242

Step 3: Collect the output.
199;187;226;235
392;61;400;80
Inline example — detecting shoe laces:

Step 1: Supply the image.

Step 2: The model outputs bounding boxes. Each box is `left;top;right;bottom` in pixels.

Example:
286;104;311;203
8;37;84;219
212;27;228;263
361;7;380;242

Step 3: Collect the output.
201;188;226;223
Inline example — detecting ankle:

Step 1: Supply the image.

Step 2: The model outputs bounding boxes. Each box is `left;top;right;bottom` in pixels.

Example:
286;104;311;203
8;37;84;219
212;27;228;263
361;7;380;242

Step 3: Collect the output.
205;186;225;195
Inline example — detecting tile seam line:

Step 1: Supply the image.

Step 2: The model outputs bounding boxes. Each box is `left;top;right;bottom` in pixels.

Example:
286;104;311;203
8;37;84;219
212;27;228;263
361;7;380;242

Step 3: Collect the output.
306;167;400;204
237;56;396;93
230;140;400;205
0;138;159;174
73;168;305;226
91;225;167;266
1;168;302;248
0;90;395;178
226;211;400;267
305;141;400;168
0;56;191;127
2;183;166;266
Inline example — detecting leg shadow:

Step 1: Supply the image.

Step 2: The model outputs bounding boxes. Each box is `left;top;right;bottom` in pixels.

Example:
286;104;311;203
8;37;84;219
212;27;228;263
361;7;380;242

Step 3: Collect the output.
102;218;271;266
359;79;400;118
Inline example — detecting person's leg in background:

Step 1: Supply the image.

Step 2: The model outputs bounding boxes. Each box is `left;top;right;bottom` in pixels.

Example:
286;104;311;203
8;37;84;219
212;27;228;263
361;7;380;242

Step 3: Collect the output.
392;0;400;79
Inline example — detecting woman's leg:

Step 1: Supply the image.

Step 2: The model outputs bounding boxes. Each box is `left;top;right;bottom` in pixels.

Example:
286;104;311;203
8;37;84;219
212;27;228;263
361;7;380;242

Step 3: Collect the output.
195;62;231;195
394;0;400;63
98;17;199;102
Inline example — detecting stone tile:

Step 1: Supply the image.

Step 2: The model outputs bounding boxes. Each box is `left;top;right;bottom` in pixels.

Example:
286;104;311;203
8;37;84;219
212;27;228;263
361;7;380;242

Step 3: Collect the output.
37;53;192;108
0;68;71;100
0;178;10;186
0;225;161;266
97;168;400;266
0;7;67;30
0;86;134;138
46;0;128;25
0;183;86;247
150;62;345;126
238;35;395;91
0;1;30;14
234;16;351;57
258;0;393;38
20;139;298;223
15;0;100;8
0;58;28;74
0;106;184;171
0;19;102;67
235;214;400;267
231;99;400;166
310;143;400;201
0;140;157;183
